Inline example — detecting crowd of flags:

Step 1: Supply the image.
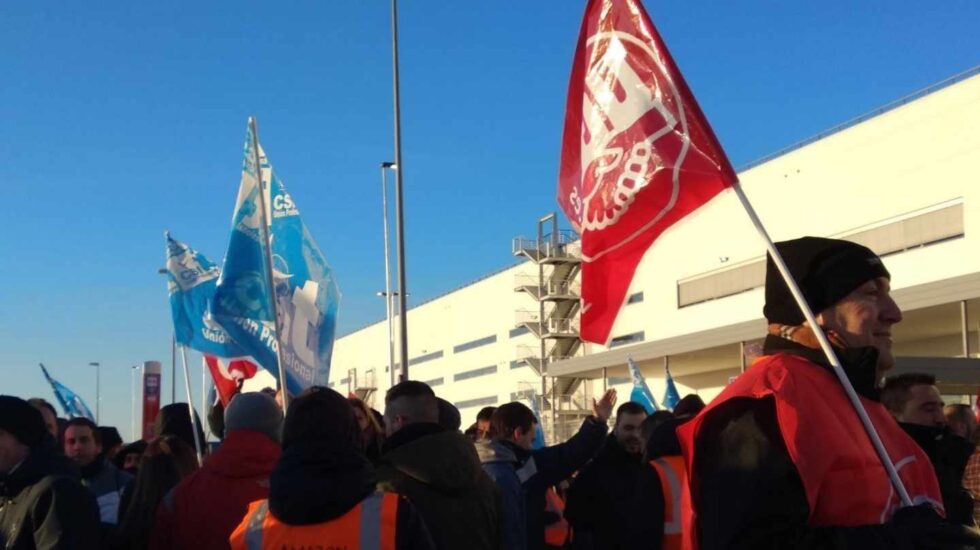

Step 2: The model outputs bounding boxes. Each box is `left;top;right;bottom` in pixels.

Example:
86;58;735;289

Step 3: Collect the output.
166;120;340;401
39;0;760;425
40;0;711;422
627;357;681;413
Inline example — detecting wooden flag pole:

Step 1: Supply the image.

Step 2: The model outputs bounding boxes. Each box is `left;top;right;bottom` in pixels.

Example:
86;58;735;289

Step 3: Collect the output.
178;346;204;466
249;116;291;412
731;181;913;507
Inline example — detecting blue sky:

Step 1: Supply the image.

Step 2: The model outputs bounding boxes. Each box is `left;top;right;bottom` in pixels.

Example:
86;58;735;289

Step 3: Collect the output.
2;1;978;439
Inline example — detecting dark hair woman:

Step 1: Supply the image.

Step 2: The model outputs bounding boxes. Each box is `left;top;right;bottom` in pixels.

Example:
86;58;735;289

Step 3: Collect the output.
113;435;198;549
348;397;385;465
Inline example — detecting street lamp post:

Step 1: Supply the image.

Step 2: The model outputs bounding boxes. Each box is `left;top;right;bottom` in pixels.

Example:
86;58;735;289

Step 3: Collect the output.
158;267;177;403
377;290;401;387
89;362;101;423
380;162;397;387
389;0;410;379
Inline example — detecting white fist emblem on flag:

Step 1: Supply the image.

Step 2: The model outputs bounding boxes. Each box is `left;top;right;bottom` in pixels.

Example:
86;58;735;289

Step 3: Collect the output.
573;31;690;235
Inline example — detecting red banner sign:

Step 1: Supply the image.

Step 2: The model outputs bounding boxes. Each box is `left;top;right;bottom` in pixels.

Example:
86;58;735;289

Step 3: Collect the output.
141;360;162;440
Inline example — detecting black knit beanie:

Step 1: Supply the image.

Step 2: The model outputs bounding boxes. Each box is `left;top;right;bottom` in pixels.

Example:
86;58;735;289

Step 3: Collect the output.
0;395;47;448
155;403;206;451
764;237;890;325
282;387;359;450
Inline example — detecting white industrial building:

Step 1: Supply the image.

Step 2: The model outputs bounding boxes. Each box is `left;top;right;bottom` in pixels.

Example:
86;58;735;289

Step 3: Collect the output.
329;68;980;442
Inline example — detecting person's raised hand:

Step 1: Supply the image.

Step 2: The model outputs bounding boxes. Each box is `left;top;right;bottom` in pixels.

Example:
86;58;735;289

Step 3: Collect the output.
592;389;617;423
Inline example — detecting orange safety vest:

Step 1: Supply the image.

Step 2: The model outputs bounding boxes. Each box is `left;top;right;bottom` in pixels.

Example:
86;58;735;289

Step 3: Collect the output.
544;487;570;547
229;491;399;550
679;353;944;550
649;456;685;550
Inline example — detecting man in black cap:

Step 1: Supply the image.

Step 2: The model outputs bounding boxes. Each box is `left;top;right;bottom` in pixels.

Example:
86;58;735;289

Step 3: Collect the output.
678;237;979;549
0;395;100;549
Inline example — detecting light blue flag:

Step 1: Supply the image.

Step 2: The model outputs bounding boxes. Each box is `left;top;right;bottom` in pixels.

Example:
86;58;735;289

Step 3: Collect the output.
627;357;659;413
663;366;681;410
526;392;547;450
39;364;95;420
213;121;341;396
165;233;253;358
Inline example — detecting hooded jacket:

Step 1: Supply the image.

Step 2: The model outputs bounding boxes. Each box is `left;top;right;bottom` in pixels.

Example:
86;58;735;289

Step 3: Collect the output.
565;435;645;549
0;441;100;550
376;423;502;550
258;438;434;550
149;430;282;550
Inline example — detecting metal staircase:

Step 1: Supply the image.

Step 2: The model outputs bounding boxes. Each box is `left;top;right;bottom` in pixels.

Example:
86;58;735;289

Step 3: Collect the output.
512;213;591;443
348;368;378;407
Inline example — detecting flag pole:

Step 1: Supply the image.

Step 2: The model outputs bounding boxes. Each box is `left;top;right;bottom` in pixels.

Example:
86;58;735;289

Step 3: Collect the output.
248;116;292;411
731;181;912;507
178;346;205;466
201;364;209;441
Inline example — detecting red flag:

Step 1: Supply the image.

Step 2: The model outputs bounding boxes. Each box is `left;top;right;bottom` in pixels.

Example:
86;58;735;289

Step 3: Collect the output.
975;387;980;424
558;0;738;344
203;355;259;406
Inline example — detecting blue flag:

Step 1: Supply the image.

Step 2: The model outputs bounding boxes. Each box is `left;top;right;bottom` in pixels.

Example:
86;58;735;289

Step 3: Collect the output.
627;357;659;413
39;364;95;420
663;365;681;410
165;233;253;359
213;121;341;396
526;392;547;450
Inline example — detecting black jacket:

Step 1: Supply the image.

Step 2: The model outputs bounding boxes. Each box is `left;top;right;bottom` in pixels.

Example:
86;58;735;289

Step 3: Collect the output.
0;442;100;550
901;422;977;527
565;435;645;549
624;417;684;550
376;423;502;550
692;335;980;549
268;439;434;550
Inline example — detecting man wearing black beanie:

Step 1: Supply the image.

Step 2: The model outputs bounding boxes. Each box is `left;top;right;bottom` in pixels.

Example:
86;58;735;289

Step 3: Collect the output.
0;395;100;549
678;237;980;549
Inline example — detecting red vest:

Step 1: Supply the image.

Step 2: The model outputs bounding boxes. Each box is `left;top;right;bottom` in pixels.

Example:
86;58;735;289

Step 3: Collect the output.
678;353;943;549
229;491;398;550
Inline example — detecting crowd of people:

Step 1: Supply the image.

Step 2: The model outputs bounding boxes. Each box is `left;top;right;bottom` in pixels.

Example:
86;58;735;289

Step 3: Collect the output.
5;236;980;549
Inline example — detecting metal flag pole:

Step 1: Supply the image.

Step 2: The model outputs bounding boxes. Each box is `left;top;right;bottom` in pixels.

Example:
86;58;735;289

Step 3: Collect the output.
390;0;409;380
381;162;397;387
178;346;204;466
248;116;292;411
171;333;177;403
88;362;101;423
201;364;208;440
731;182;912;506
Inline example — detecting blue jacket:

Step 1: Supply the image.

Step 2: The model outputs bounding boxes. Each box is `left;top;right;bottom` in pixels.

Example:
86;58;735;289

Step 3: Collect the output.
478;441;525;550
479;417;608;550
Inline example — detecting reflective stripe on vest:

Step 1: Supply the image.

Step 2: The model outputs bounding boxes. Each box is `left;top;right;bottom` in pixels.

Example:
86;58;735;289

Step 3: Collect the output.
651;456;686;550
235;492;398;550
244;501;268;550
